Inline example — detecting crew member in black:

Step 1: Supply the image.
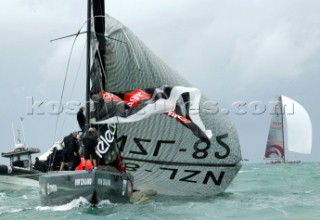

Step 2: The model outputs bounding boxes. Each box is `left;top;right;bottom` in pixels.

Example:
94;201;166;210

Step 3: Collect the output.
60;131;80;171
77;107;85;131
47;147;62;171
34;157;47;172
82;128;98;169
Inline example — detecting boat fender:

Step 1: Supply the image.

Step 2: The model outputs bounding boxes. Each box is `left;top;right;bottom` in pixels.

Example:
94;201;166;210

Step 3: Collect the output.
7;166;12;174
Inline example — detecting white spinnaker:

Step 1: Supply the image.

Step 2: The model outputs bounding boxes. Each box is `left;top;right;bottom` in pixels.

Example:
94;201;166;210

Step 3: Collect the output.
282;95;312;154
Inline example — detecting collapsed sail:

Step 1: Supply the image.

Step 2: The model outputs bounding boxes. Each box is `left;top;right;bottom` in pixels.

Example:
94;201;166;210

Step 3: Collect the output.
89;3;242;196
90;86;213;140
281;95;312;154
264;96;285;162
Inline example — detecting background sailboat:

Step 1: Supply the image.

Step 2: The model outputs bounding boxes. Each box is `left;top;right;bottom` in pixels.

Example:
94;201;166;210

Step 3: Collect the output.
264;95;312;164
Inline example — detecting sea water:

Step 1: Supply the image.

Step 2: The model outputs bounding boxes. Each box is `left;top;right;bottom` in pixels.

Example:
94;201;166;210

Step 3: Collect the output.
1;162;319;220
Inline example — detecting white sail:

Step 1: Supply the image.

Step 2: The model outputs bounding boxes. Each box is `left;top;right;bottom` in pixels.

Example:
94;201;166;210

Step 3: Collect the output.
281;95;312;154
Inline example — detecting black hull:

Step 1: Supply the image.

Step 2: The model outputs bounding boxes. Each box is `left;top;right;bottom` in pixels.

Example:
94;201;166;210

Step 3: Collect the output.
0;165;41;181
0;164;43;189
39;168;133;206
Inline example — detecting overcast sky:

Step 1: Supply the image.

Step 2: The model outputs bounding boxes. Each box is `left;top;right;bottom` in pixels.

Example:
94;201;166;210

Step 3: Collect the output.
0;0;319;164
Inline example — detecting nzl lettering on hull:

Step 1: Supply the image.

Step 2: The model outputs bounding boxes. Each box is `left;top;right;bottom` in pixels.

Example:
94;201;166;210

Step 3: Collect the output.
124;162;237;185
123;162;241;196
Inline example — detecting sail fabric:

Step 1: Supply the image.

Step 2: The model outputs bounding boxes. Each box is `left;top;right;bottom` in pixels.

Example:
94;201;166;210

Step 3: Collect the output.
281;95;312;154
90;86;213;140
264;96;285;161
89;10;242;196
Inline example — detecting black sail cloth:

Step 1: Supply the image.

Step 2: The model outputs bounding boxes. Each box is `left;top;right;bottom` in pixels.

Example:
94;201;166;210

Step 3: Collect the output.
90;86;213;141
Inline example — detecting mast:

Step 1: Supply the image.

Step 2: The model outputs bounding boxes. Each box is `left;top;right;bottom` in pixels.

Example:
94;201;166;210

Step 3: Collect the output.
280;95;286;162
20;116;26;145
85;0;92;133
11;122;17;145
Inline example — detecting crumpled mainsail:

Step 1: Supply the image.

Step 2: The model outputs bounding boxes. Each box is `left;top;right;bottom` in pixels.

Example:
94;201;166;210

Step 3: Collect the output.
91;86;213;140
88;1;242;196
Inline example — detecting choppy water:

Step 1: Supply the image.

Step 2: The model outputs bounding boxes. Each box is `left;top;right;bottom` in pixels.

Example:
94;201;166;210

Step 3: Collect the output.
1;163;319;220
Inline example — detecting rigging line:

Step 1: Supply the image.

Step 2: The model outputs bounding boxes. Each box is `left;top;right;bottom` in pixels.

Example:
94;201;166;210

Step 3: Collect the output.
11;122;16;145
50;0;85;43
96;44;106;91
50;31;86;42
58;39;87;139
95;32;127;44
105;35;126;44
51;17;91;143
52;31;81;144
122;29;141;70
77;0;85;29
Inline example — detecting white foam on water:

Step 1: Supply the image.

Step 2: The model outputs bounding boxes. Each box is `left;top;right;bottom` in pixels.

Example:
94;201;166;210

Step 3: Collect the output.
0;207;23;215
96;199;112;207
36;197;92;211
239;170;254;173
0;192;6;198
35;197;114;211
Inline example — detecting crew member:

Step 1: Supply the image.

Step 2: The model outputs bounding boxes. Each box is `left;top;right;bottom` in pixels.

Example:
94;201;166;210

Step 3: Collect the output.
47;147;62;171
77;107;85;131
60;131;80;171
82;128;98;169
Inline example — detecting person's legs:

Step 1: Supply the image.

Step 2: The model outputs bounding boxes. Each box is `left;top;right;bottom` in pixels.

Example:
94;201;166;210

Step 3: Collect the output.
60;150;68;171
91;152;97;169
70;157;77;170
68;153;80;171
82;160;86;169
59;162;65;171
93;159;97;169
83;148;89;169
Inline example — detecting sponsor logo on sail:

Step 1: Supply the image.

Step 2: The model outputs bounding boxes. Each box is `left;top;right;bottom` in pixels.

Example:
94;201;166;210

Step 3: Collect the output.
166;111;191;123
96;123;117;158
124;89;151;108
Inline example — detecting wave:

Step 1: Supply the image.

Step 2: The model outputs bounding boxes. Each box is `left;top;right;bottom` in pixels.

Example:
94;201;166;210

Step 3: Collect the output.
36;197;112;211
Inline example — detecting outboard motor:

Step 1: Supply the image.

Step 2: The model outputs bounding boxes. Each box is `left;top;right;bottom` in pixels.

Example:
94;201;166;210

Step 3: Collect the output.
0;165;12;174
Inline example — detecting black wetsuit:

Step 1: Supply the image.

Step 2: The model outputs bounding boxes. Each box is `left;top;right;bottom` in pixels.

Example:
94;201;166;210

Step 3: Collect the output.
82;133;98;160
34;159;47;172
47;150;63;170
77;110;85;131
63;134;81;170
